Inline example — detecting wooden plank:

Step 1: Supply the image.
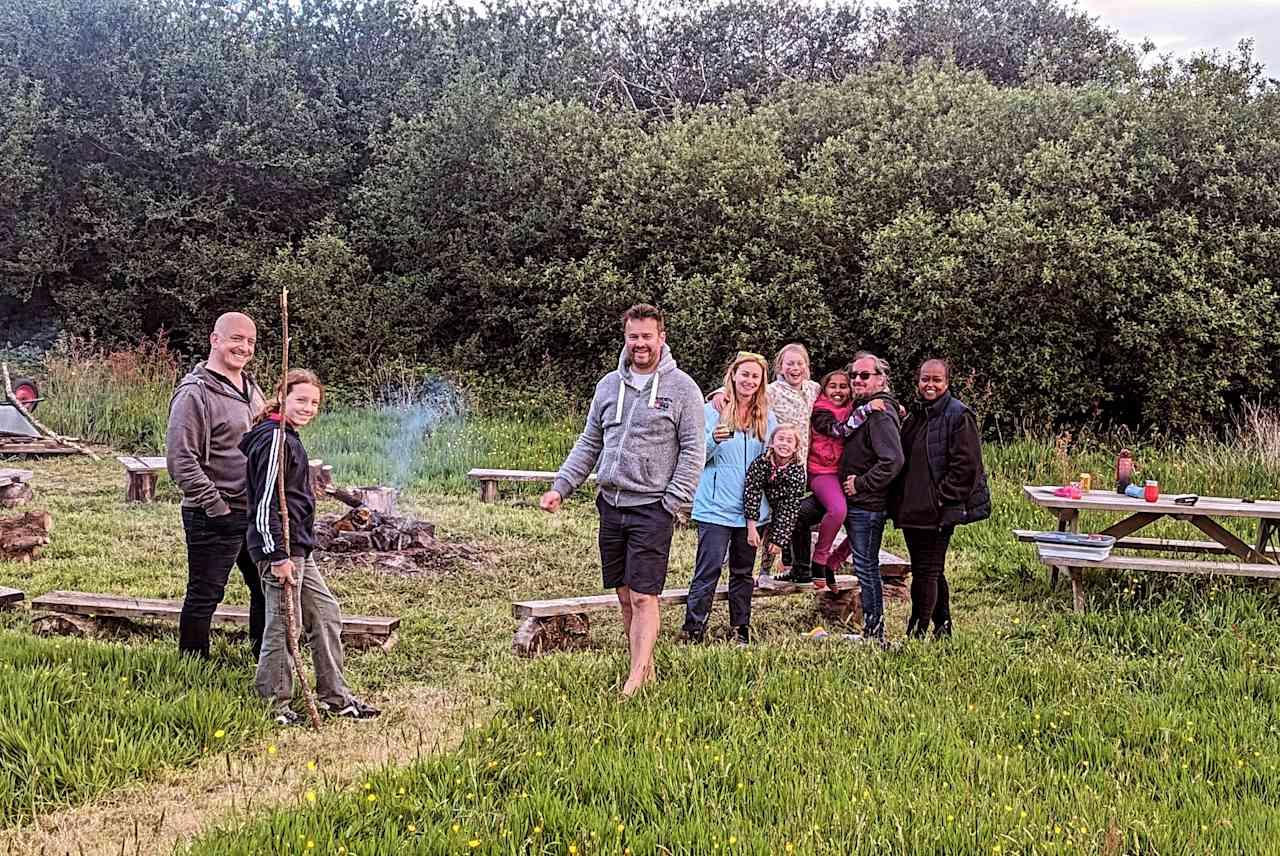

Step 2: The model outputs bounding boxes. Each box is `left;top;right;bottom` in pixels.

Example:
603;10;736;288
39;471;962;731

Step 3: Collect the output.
0;441;79;455
512;558;908;619
1023;485;1280;520
31;591;398;636
116;456;166;474
0;468;33;484
0;586;23;605
1097;512;1164;540
1032;554;1280;580
1179;514;1274;564
467;468;596;483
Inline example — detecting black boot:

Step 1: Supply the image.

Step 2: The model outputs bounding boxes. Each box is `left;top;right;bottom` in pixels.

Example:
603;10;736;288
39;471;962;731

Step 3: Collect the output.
733;625;750;646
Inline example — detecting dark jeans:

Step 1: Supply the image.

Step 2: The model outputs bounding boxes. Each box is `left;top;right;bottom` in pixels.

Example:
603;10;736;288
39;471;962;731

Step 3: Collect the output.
845;508;887;640
179;506;265;659
683;522;755;634
788;494;826;575
903;526;953;638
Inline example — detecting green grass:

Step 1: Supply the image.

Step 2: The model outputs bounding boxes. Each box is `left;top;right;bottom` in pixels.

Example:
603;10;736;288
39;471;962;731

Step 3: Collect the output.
186;629;1280;854
10;404;1280;849
0;632;267;827
307;409;582;495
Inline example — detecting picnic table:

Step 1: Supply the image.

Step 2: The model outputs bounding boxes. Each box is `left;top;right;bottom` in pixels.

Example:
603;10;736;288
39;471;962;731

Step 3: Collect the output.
1021;485;1280;611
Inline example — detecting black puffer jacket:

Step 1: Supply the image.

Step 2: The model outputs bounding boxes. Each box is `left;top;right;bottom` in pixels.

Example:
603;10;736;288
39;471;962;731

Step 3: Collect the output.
241;416;316;563
837;391;904;513
891;391;990;528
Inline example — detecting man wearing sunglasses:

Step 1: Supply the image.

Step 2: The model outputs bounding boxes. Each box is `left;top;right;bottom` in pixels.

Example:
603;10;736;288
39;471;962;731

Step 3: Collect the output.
837;352;904;647
540;304;705;697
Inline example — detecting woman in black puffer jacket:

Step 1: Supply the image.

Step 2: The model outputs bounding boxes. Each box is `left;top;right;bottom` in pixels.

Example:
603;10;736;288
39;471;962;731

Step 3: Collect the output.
890;359;990;638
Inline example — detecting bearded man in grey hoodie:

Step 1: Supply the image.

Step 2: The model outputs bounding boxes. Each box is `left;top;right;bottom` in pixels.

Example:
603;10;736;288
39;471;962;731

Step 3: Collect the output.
165;312;267;659
541;304;705;696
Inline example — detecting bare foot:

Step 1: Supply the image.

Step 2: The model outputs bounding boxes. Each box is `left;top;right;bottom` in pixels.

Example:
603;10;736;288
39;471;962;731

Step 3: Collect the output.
621;664;657;698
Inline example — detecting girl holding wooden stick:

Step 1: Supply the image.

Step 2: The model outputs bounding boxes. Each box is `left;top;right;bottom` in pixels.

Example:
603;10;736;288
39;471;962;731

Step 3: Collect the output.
243;368;379;725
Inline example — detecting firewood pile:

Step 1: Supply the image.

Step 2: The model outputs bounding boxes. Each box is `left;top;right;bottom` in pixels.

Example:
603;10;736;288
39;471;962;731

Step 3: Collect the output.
307;470;484;574
1;510;52;562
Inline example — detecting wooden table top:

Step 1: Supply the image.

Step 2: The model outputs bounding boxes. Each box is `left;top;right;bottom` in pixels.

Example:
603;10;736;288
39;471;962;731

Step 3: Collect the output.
1023;486;1280;520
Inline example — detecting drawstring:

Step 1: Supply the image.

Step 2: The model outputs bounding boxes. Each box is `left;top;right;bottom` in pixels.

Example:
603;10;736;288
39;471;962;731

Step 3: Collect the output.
614;370;661;423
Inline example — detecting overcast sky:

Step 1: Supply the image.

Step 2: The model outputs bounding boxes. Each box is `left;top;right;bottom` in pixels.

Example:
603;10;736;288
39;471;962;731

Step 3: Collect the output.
1074;0;1280;75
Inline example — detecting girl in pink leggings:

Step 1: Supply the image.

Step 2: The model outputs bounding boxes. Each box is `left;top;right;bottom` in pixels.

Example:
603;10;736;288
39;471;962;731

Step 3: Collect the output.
807;369;885;589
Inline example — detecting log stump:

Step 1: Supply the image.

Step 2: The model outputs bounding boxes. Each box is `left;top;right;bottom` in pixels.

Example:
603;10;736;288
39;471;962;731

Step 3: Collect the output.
881;574;911;602
817;585;863;629
125;470;158;502
0;468;34;508
512;614;592;657
0;482;32;508
353;486;398;514
1;509;52;562
31;612;134;638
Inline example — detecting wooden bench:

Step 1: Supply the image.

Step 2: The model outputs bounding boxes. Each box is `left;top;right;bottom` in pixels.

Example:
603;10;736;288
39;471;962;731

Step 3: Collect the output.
1012;529;1280;558
116;456;168;502
511;549;911;656
467;468;595;503
0;586;23;607
1033;554;1280;582
30;590;401;651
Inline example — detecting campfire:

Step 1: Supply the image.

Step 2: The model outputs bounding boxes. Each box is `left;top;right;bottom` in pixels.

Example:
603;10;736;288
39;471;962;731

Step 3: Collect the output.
308;461;482;574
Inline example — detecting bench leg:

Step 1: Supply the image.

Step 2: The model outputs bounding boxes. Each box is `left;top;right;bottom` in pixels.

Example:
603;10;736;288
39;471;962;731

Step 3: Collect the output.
512;614;591;657
1069;567;1086;612
125;472;158;502
479;480;498;503
1049;509;1079;591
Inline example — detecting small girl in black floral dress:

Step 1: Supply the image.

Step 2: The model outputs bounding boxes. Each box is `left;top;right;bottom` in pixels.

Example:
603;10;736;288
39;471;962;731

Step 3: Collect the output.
744;424;807;589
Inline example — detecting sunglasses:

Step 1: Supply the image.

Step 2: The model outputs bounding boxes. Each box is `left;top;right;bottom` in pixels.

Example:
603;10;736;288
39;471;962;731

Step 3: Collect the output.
850;370;880;380
735;351;766;363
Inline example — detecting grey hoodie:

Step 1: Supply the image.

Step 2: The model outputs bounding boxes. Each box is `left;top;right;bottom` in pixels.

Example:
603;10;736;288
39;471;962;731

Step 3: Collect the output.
165;362;266;516
552;344;705;514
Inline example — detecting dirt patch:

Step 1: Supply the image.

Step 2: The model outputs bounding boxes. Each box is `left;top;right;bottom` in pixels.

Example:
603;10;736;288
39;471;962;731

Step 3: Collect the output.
317;535;490;576
0;685;480;856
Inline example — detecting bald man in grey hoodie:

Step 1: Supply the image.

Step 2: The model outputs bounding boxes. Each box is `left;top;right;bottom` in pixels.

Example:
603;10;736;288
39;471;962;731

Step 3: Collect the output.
541;304;705;696
166;312;267;659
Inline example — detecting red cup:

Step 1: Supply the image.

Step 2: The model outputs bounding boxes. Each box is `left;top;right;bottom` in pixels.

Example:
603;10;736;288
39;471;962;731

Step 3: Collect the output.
1144;481;1159;502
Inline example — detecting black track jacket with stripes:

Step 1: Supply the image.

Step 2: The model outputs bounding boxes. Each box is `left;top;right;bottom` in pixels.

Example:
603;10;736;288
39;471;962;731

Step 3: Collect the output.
241;416;317;564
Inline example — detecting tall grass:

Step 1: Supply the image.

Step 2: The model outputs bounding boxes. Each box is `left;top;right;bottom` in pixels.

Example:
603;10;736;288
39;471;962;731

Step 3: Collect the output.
188;610;1280;854
0;632;267;827
36;336;180;451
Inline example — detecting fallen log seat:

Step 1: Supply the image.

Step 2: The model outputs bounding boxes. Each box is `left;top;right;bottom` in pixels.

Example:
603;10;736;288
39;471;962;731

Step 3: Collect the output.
30;590;400;651
512;549;910;656
0;586;23;607
116;456;168;502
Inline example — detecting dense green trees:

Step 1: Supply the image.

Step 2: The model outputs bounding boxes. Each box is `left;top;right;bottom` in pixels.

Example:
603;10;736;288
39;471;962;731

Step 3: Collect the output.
2;0;1277;427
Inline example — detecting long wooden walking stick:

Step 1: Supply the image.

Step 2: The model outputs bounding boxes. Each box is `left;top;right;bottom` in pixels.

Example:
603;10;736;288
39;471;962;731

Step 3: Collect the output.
275;286;323;730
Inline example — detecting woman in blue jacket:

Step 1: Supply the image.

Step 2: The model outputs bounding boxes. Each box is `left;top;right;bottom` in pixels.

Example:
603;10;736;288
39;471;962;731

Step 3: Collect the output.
680;352;776;645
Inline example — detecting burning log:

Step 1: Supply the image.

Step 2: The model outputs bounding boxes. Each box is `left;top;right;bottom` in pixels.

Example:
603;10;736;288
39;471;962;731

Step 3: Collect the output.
305;459;477;574
1;509;52;562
